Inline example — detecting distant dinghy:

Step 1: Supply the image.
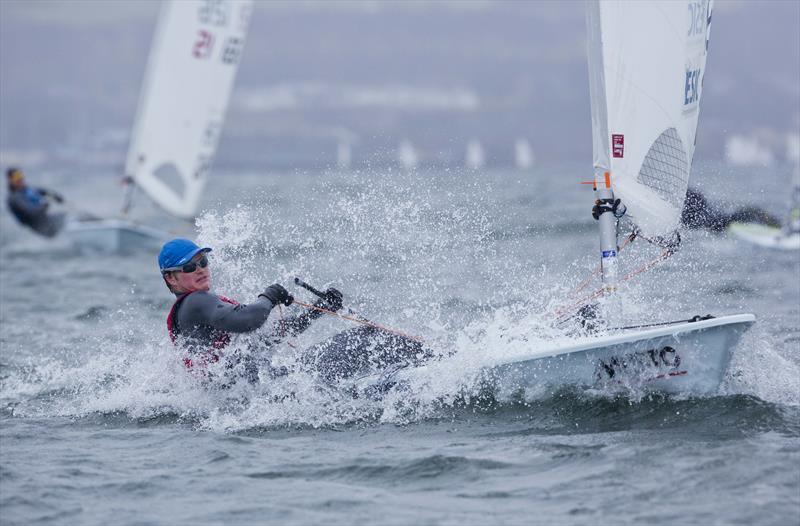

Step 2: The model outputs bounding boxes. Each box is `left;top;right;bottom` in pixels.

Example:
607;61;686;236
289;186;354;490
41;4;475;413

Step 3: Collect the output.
398;140;419;170
728;164;800;250
65;0;253;252
465;140;485;170
514;138;535;170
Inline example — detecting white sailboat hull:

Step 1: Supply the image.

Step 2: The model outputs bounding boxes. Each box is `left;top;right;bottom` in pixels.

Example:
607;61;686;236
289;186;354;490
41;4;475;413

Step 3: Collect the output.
728;222;800;250
485;314;755;396
63;218;168;253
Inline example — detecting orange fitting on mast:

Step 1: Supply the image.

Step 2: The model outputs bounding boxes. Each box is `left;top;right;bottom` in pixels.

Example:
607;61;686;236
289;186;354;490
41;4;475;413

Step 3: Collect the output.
604;171;611;189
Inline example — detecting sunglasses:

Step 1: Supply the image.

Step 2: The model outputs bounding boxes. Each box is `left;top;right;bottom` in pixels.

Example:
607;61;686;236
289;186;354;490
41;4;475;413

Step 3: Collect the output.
162;255;209;274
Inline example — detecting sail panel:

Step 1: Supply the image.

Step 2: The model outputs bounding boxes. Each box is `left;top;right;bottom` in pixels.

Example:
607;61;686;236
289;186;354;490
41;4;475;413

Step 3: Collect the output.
125;0;253;220
587;0;713;236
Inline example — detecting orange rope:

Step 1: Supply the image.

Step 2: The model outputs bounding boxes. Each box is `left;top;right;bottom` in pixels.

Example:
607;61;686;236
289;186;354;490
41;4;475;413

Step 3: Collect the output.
571;231;637;295
291;299;426;343
552;247;674;323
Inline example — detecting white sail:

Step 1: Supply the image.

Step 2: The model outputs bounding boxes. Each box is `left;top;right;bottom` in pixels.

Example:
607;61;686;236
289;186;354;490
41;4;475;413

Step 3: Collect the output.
514;138;535;169
337;139;352;169
587;0;713;236
125;0;253;220
398;140;419;170
465;140;485;170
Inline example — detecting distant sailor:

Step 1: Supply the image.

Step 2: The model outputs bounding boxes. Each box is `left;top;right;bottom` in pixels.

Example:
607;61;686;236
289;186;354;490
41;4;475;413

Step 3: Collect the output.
6;167;66;238
681;187;780;233
159;238;430;388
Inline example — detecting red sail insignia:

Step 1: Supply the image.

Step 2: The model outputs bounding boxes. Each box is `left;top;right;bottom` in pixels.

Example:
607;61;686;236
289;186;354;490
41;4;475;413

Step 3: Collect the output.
612;134;624;158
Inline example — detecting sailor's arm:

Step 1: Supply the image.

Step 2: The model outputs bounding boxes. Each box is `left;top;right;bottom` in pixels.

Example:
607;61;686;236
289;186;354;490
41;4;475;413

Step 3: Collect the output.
37;187;64;203
181;291;274;333
282;307;325;336
283;288;344;336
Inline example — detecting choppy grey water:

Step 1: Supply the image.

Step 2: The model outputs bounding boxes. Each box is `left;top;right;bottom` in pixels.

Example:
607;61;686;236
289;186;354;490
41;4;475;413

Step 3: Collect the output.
1;163;799;526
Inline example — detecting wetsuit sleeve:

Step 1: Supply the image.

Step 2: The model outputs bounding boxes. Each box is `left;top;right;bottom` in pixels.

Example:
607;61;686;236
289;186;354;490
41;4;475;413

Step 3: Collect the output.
179;291;275;333
282;304;326;336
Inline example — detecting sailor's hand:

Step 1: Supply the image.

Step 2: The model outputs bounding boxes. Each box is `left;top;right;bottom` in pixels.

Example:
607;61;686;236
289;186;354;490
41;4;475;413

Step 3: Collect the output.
316;287;343;312
41;190;64;203
259;283;293;306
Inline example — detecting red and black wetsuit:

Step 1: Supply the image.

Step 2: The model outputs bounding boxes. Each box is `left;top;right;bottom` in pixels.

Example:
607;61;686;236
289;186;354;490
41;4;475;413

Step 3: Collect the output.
167;290;432;386
167;291;276;368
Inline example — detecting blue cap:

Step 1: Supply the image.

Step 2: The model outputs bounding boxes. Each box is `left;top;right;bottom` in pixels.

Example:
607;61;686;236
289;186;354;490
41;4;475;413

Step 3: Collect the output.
158;238;211;271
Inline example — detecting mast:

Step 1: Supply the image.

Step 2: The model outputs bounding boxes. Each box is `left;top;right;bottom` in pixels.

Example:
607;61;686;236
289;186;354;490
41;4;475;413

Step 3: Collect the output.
594;172;622;291
586;1;619;292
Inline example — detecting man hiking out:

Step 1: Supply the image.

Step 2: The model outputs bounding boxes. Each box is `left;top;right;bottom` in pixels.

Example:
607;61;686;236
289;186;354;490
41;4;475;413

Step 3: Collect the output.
6;167;67;238
159;238;429;388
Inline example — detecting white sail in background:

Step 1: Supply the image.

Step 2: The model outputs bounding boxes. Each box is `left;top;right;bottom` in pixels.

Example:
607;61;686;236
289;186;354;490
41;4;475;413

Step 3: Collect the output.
514;138;535;169
465;140;485;170
398;140;419;170
337;139;352;170
125;0;253;220
587;0;713;236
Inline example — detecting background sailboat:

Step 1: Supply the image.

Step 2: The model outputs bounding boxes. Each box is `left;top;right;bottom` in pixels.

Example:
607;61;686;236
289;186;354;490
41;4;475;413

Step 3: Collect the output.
398;140;419;171
727;163;800;250
465;139;485;170
64;0;253;252
514;138;535;170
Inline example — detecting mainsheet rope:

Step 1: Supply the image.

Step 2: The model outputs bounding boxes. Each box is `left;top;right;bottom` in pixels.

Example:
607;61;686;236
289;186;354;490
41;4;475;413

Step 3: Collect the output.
289;299;426;343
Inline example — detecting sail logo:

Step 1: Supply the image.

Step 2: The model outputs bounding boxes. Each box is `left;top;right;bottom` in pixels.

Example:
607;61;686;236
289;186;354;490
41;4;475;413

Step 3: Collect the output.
684;68;701;106
687;1;707;38
198;0;230;27
193;30;215;59
612;134;624;158
595;346;683;382
221;37;245;65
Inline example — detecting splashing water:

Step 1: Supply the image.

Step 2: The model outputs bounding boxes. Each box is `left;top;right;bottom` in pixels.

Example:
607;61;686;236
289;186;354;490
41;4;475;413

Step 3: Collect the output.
2;168;798;434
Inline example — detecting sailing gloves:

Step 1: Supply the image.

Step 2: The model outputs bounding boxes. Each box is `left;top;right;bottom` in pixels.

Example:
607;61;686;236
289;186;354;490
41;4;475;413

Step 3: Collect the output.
260;283;293;306
315;288;343;312
259;284;343;311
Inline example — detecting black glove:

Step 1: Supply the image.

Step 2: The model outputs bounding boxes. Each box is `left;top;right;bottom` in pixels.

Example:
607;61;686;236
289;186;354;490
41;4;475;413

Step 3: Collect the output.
315;287;343;312
259;283;293;306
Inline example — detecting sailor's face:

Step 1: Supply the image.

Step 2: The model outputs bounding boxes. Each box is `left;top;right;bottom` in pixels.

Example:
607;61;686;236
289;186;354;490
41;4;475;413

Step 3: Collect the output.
9;174;24;189
170;253;211;293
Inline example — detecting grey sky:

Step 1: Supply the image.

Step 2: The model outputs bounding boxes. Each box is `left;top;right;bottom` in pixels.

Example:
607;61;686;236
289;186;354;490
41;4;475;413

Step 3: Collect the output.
1;0;797;168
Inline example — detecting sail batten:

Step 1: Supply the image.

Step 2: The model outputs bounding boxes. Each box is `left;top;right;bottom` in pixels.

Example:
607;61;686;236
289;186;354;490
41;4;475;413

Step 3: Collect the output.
587;0;713;237
125;0;253;220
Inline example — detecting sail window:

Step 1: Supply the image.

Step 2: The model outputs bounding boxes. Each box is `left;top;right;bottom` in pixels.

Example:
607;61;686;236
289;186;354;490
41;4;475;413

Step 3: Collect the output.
636;127;689;207
153;163;186;201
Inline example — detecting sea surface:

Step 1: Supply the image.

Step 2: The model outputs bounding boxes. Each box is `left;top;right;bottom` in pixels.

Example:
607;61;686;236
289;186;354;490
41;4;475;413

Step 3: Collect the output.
1;163;799;525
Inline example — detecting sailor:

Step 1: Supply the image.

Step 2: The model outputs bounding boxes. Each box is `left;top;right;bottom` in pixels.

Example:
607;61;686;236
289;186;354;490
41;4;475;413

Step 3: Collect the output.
6;167;67;238
681;187;780;233
160;238;431;389
159;238;343;381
